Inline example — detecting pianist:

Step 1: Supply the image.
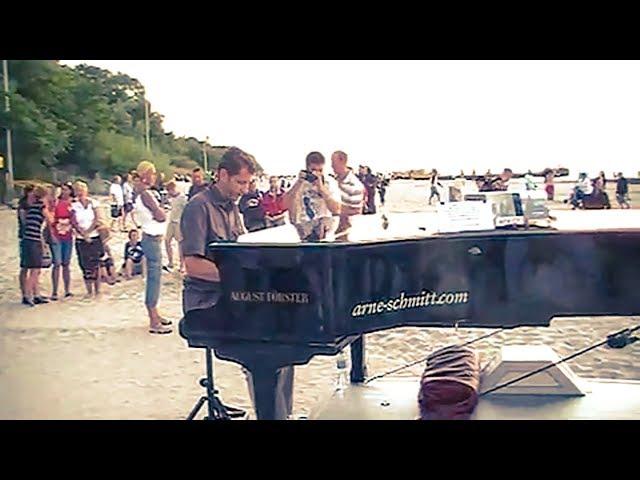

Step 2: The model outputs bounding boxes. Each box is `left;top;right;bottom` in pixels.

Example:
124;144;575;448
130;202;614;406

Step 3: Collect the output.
179;146;295;420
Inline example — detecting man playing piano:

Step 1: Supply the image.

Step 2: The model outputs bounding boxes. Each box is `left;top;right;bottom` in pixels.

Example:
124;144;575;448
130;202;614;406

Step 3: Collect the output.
180;147;295;420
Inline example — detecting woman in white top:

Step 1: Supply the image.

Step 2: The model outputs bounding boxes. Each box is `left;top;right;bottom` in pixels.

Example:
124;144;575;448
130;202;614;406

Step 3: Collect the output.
70;181;103;298
135;160;171;334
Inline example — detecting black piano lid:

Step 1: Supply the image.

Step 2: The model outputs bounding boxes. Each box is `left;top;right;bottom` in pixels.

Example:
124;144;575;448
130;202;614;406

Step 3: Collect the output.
206;227;640;336
209;227;640;250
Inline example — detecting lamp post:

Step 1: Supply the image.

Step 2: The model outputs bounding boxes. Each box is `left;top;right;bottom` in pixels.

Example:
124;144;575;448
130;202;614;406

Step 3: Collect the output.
2;60;14;204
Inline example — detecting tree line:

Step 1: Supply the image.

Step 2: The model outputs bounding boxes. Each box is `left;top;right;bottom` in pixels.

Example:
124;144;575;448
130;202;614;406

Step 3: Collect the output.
0;60;261;185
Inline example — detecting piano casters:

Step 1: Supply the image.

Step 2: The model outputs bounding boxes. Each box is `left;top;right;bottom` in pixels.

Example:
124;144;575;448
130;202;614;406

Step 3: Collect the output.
186;347;247;420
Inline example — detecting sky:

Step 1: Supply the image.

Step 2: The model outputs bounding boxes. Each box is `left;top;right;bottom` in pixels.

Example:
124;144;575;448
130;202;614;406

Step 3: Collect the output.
61;60;640;177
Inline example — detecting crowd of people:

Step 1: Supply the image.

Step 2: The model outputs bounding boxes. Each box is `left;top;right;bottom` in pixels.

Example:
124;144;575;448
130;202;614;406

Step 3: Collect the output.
564;171;631;210
431;167;632;210
14;150;387;336
235;161;388;235
15;160;635;316
16;180;150;307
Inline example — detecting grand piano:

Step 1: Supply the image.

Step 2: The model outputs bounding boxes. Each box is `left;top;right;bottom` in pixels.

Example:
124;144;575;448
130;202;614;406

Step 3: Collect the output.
179;211;640;420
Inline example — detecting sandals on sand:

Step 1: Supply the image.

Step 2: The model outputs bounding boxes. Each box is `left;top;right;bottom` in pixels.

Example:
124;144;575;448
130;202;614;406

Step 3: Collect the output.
149;324;173;335
160;317;173;326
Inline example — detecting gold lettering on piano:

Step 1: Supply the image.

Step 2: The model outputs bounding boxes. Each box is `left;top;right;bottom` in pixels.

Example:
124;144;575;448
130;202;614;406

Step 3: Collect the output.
351;290;470;317
230;291;310;304
231;291;265;302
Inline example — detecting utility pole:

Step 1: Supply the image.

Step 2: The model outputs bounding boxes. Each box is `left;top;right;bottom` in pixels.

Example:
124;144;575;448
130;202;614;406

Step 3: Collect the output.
2;60;14;204
144;97;151;152
203;136;209;174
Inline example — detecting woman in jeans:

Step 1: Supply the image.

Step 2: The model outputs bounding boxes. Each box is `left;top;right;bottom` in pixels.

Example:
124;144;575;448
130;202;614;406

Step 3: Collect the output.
49;182;75;300
135;160;172;334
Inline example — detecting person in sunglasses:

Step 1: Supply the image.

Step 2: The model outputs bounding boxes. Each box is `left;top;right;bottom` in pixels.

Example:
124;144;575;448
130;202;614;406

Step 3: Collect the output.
283;151;341;241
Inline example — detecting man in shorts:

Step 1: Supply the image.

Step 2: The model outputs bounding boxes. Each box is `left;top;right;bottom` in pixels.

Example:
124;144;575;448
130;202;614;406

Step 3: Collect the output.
122;173;136;228
165;180;187;272
109;175;125;231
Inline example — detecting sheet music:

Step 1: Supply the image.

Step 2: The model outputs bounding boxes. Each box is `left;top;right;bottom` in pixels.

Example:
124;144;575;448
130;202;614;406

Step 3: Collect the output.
237;223;301;243
437;201;495;233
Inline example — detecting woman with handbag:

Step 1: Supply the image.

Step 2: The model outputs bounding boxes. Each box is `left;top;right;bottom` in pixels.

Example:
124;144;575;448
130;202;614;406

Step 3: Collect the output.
18;184;35;305
22;185;54;307
71;181;103;299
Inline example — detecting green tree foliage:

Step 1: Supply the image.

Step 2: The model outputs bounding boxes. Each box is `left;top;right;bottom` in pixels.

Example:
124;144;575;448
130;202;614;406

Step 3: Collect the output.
0;60;261;183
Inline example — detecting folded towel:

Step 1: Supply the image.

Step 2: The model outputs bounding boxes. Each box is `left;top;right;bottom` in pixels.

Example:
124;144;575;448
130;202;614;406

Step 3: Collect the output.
418;346;480;420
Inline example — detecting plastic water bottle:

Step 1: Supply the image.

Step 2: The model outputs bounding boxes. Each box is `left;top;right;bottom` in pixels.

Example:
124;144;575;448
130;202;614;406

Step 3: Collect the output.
336;351;348;391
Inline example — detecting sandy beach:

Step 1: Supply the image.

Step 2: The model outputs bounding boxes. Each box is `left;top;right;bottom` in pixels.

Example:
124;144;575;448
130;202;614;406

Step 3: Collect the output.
1;179;639;419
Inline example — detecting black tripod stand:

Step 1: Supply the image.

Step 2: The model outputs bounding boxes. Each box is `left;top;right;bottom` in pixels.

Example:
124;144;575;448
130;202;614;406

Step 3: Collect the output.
186;347;247;420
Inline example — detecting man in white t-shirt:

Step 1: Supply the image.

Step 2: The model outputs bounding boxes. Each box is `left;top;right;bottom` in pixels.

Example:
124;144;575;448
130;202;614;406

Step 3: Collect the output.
283;151;341;241
109;176;125;231
578;173;593;195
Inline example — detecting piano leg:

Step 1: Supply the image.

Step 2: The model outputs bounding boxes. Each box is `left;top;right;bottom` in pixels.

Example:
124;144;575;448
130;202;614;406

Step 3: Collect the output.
350;335;368;383
247;364;295;420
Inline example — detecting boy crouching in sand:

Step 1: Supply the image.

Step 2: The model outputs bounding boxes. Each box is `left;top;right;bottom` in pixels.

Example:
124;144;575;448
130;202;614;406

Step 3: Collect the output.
122;229;145;279
98;226;118;285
